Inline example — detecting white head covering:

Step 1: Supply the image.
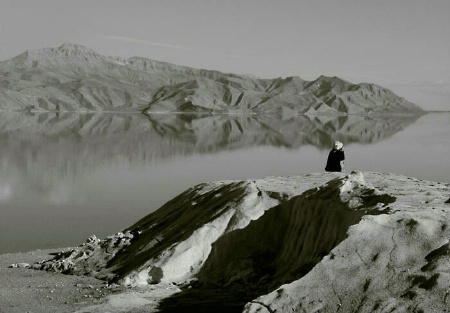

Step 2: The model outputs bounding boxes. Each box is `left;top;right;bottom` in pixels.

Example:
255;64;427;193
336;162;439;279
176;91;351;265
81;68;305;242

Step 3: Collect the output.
334;141;344;150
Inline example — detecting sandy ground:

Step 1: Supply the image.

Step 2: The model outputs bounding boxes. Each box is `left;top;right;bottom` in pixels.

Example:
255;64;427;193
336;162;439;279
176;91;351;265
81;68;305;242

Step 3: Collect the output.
0;249;110;313
0;249;180;313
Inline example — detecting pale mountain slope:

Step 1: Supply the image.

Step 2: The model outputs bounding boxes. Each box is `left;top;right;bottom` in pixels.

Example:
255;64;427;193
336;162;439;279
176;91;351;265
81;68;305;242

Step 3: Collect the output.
28;171;450;312
0;44;424;114
0;45;156;112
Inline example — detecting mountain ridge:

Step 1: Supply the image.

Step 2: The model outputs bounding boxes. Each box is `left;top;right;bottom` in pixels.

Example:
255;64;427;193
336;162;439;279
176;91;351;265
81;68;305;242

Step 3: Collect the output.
0;43;424;115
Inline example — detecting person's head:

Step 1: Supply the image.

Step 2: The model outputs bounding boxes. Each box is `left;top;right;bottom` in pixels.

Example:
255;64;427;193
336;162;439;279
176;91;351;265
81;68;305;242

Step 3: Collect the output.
334;141;343;150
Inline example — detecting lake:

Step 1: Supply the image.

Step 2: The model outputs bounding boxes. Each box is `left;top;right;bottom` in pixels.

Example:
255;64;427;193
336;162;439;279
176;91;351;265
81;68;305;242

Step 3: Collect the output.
0;111;449;254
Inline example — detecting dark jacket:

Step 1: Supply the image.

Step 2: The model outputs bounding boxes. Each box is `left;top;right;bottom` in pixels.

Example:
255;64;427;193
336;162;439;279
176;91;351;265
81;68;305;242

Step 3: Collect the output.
325;149;345;172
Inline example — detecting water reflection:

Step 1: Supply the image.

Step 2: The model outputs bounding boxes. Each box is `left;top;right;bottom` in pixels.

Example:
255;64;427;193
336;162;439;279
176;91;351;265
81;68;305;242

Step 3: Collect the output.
147;113;417;151
0;111;426;253
1;111;421;154
0;111;422;202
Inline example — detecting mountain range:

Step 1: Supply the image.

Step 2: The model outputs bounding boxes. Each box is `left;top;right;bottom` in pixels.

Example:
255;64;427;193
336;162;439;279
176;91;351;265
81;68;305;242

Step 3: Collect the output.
0;43;423;115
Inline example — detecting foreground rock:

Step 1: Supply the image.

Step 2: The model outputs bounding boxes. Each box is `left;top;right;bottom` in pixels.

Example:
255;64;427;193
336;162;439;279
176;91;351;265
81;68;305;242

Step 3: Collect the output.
0;43;423;115
244;173;450;313
29;171;450;312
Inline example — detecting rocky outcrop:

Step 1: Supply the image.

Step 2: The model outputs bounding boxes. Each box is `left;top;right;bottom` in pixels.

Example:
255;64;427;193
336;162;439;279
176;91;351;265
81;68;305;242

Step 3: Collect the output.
197;172;395;293
36;180;282;283
243;173;450;313
0;44;423;115
32;171;450;312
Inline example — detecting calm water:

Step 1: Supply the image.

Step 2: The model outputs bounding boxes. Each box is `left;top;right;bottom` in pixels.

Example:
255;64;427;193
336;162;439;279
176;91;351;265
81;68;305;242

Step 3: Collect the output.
0;112;449;253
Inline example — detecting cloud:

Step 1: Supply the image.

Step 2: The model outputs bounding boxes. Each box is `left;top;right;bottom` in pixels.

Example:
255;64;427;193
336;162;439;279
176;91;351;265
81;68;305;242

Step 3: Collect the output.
104;36;195;51
104;36;251;61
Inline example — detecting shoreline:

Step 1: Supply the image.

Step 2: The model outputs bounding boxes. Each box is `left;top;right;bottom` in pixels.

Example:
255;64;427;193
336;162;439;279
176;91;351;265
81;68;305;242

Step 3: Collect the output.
0;248;180;313
0;248;110;313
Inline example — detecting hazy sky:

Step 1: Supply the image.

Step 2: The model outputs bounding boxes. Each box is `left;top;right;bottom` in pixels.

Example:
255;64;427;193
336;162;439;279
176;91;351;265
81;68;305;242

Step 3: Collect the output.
0;0;449;110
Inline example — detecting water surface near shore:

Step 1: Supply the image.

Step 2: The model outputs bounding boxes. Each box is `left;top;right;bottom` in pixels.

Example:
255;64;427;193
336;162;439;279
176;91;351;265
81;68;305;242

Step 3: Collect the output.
0;112;448;253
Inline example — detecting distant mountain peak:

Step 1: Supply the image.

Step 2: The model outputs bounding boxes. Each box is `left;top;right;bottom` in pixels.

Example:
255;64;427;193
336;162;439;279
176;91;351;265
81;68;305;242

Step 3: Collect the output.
5;43;128;69
314;75;352;85
51;43;98;56
22;43;102;60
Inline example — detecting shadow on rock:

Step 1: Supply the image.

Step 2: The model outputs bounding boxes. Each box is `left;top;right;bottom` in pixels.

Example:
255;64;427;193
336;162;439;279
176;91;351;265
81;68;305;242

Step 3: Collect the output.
158;173;395;312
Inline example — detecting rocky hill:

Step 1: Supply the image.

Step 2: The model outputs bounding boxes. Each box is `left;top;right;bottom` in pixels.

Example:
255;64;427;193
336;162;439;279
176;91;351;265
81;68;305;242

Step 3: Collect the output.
0;44;423;115
30;171;450;312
